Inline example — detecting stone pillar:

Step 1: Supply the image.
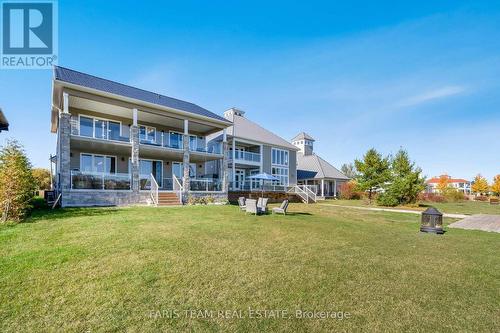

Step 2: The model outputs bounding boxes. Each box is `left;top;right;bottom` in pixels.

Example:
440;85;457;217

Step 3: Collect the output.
182;120;190;202
221;129;229;193
131;108;140;197
59;112;72;198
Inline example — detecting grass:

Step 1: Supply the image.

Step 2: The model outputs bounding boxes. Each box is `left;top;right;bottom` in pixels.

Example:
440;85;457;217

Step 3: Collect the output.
324;199;500;215
0;203;499;332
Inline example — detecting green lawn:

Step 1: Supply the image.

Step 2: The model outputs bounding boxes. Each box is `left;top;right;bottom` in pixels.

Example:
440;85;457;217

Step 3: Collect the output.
324;199;500;215
1;204;499;332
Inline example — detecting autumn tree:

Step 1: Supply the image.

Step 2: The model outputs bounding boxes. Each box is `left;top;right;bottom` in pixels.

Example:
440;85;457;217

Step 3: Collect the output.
471;174;489;195
340;163;357;179
490;175;500;196
436;175;451;194
354;148;391;203
0;140;36;222
32;168;52;191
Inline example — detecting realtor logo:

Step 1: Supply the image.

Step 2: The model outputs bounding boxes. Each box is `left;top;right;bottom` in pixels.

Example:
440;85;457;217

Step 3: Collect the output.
1;0;58;69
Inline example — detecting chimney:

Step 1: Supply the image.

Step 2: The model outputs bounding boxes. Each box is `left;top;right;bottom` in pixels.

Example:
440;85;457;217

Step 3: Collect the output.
223;107;245;122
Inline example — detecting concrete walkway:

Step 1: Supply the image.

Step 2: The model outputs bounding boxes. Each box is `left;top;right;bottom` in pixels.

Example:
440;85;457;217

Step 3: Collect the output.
319;203;468;219
448;214;500;233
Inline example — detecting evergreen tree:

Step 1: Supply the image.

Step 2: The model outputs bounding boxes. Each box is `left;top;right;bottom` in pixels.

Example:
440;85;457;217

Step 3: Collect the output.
340;163;357;179
377;149;425;206
354;148;390;203
0;140;36;222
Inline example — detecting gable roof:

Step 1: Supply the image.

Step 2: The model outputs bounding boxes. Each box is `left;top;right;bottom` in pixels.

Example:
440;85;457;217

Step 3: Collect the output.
297;152;349;180
227;114;298;150
427;177;469;184
292;132;315;142
0;109;8;132
53;66;229;123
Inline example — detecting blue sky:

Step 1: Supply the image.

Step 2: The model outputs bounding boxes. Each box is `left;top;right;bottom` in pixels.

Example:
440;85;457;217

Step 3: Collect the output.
0;0;499;180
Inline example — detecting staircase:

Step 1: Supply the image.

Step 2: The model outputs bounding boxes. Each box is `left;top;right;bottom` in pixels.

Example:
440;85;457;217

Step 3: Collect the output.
287;185;317;204
157;192;181;206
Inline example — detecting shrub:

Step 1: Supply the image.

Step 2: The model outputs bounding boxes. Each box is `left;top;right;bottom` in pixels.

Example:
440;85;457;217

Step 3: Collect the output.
418;193;446;203
376;192;399;207
475;195;489;202
444;189;465;202
205;195;215;204
0;140;36;222
339;181;360;200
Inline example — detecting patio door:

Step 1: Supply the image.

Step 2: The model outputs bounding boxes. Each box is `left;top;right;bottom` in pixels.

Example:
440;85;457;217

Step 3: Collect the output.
234;169;245;190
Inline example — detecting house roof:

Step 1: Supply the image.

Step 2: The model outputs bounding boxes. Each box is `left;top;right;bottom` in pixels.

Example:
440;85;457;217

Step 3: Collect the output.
227;114;298;150
427;177;469;184
53;66;230;123
292;132;315;142
0;109;8;132
297;152;349;180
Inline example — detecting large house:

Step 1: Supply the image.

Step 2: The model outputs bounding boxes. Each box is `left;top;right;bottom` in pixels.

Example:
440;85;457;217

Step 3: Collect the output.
425;175;471;194
293;132;349;198
51;66;232;207
51;66;344;207
0;108;8;132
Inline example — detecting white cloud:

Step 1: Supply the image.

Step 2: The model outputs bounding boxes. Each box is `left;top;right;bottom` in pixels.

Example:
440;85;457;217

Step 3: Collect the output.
397;86;466;107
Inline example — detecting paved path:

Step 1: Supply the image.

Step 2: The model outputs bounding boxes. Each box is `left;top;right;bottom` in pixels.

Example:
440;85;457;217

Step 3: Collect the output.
319;203;468;219
448;214;500;233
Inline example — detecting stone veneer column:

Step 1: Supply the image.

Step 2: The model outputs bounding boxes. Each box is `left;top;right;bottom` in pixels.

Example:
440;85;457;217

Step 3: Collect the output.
130;125;140;197
59;112;72;206
221;141;229;193
182;134;190;202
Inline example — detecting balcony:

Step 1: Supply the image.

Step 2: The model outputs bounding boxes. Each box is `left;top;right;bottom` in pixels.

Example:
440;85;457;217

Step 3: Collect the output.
71;171;131;190
189;179;223;192
227;150;261;164
70;118;130;143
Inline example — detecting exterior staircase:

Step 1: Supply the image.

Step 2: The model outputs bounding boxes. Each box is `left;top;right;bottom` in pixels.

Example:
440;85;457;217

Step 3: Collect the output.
157;192;181;206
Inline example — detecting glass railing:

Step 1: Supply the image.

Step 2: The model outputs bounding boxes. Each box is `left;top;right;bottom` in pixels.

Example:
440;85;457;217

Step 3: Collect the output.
71;171;131;190
189;179;223;192
70;120;130;143
139;134;183;150
229;180;286;192
226;150;261;162
190;143;222;155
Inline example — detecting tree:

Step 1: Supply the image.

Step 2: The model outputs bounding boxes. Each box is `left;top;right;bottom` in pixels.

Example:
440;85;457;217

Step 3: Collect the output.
0;140;36;222
32;168;52;191
436;175;451;194
377;149;426;206
471;174;489;195
340;163;357;179
491;175;500;196
354;148;390;203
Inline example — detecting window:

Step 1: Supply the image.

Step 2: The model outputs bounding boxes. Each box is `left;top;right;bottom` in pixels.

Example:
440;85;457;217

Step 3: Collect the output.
271;148;289;166
140;125;156;143
272;167;289;186
79;116;121;140
80;154;116;173
172;162;197;178
169;132;183;149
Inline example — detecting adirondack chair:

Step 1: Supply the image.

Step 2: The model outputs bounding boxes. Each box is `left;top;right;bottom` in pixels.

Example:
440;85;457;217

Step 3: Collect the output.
258;198;269;214
238;197;246;211
272;200;289;215
245;199;258;215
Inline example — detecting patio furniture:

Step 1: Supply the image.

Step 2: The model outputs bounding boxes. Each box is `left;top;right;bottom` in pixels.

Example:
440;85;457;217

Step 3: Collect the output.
238;197;246;211
272;200;289;215
245;199;258;215
258;197;269;214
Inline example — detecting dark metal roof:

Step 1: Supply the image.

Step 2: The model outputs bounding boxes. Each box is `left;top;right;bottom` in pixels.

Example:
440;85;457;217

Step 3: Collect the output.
0;109;8;132
53;66;230;123
297;170;318;180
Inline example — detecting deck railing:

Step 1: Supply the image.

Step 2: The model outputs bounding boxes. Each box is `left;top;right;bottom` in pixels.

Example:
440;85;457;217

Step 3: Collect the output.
189;179;223;192
227;151;261;163
71;171;131;190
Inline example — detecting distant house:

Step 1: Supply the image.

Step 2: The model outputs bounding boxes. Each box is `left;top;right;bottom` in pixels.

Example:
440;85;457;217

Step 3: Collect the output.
426;175;471;194
0;108;8;132
292;132;349;198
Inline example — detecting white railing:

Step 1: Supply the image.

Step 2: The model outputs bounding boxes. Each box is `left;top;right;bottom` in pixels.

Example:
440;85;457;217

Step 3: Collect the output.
299;185;317;203
150;173;159;206
189;179;223;192
227;150;261;163
173;175;183;204
71;171;131;190
288;185;309;203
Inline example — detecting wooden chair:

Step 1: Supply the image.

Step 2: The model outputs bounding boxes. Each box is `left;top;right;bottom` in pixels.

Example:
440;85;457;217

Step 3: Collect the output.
272;200;289;215
258;198;269;214
238;197;246;211
245;199;258;215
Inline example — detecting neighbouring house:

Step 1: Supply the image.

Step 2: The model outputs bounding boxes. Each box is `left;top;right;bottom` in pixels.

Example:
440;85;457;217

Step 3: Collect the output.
206;108;303;201
0;108;8;132
425;175;471;194
51;66;232;207
293;132;349;198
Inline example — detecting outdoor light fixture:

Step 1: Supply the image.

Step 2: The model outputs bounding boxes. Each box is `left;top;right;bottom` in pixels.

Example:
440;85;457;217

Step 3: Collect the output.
420;207;444;234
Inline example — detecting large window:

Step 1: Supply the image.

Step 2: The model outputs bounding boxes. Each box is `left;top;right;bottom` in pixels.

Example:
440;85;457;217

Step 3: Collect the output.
272;167;289;186
169;132;183;149
79;115;121;141
172;162;197;178
272;148;289;166
139;125;156;143
80;153;116;173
